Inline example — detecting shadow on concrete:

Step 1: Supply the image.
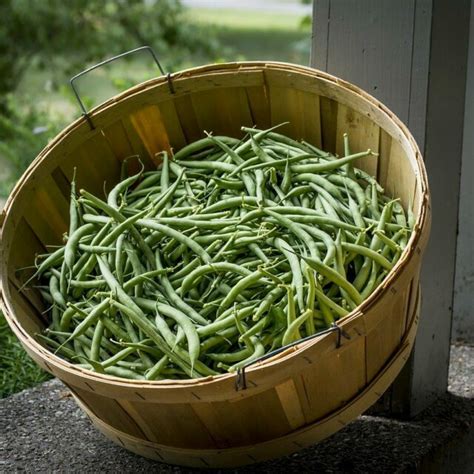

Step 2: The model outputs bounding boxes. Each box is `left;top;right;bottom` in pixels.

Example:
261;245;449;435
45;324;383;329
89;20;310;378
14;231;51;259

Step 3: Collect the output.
1;379;473;473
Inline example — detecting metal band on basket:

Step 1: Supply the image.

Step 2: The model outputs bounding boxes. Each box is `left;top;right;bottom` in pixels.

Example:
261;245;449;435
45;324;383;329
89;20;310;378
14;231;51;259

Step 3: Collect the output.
235;322;351;391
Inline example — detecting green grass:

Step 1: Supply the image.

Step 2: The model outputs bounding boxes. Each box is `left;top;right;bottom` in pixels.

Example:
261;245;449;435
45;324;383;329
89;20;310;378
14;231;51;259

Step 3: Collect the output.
188;7;310;65
189;7;304;30
215;26;309;64
0;312;51;398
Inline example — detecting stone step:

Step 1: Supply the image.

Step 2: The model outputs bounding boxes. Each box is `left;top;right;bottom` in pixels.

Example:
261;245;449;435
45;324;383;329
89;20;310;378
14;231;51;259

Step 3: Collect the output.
1;345;472;472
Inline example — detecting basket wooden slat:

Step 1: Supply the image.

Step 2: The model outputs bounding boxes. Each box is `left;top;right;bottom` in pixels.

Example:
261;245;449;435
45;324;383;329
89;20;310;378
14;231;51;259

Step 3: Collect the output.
335;104;380;177
0;62;431;468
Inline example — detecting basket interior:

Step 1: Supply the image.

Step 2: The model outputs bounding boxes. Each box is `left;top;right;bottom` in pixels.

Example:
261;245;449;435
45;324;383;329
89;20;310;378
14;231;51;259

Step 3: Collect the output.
2;63;425;340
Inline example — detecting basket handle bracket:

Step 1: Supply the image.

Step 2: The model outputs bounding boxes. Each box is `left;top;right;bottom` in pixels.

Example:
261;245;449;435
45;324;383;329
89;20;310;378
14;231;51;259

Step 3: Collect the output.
235;323;351;391
70;46;174;131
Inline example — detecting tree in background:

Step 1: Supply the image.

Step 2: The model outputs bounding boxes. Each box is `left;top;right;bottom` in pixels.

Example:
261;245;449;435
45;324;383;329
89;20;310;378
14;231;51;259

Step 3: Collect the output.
0;0;217;106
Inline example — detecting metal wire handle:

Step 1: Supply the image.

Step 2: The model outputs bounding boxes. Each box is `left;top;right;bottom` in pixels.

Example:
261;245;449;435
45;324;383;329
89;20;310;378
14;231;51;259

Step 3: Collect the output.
70;46;174;130
235;322;351;391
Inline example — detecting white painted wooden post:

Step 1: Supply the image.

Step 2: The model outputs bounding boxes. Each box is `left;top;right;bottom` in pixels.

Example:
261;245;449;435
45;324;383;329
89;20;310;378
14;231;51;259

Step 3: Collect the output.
311;0;471;415
453;5;474;342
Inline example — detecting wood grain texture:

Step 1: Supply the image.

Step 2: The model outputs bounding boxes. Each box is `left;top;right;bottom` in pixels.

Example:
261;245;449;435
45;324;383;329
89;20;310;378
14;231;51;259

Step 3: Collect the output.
61;132;121;197
412;0;471;415
319;97;338;153
190;87;253;137
313;0;416;124
335;104;380;176
245;84;271;130
130;105;172;163
453;3;474;342
265;69;322;146
298;335;366;423
22;174;69;248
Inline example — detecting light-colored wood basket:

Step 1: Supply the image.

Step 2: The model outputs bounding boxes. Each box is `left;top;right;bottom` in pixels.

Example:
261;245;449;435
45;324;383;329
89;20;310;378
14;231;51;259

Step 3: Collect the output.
0;62;430;468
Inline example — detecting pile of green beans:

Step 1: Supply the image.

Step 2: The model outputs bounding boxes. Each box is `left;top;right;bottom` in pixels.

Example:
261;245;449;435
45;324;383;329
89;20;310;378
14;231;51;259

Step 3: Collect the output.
31;124;413;380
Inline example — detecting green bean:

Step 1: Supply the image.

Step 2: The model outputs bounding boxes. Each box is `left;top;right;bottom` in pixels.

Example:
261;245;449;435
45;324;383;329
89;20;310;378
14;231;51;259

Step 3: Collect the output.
77;244;116;254
305;266;316;335
180;262;252;295
299;224;336;265
108;167;143;209
369;183;381;219
327;174;366;212
20;247;65;291
122;268;172;291
207;133;245;165
212;177;245;190
49;275;66;308
353;256;373;292
80;191;155;268
172;136;238;161
218;269;265;315
132;174;161;194
294;173;344;200
136;219;211;263
104;366;144;380
314;286;348;319
263;209;320;259
198;306;255;337
90;320;105;361
145;356;168;381
155;304;201;369
228;337;265;372
239;152;319;172
154;311;178;348
342;133;355;179
282;309;312;346
303;255;362;307
145;216;240;229
147;169;184;217
154;251;208;325
176;160;236;173
342;242;393;270
108;296;202;378
68;299;111;341
37;334;77;360
238;316;270;343
200;326;239;352
291;150;375;173
207;346;253;363
272;238;304;311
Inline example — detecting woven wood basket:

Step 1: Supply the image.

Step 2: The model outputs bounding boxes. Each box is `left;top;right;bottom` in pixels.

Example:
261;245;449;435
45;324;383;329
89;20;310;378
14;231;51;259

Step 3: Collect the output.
0;61;431;468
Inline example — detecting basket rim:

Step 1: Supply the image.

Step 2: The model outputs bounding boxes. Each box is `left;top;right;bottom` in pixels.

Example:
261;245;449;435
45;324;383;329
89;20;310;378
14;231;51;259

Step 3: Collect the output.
0;61;431;392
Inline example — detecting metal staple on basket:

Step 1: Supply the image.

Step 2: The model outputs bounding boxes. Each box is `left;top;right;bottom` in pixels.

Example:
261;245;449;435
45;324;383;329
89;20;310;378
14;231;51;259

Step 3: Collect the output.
235;323;351;391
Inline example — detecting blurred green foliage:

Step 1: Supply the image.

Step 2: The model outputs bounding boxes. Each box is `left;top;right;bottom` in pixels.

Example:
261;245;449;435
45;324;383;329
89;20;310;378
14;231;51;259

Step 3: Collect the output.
0;97;61;196
0;0;219;197
0;0;218;102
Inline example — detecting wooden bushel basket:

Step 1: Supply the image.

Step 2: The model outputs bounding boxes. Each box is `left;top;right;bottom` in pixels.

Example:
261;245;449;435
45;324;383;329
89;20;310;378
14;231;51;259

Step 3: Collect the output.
0;61;431;468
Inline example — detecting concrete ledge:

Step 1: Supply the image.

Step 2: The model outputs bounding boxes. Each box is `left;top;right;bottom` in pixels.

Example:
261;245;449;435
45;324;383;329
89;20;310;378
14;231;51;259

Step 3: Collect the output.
1;345;472;472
